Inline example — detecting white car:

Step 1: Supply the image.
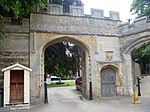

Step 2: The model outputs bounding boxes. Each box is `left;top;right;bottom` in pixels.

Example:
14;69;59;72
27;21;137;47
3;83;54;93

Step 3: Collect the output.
51;76;61;82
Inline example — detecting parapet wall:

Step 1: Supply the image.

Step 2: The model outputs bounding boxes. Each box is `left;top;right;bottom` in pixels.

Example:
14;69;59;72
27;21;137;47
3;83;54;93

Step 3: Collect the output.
119;16;150;36
30;13;120;36
35;4;120;20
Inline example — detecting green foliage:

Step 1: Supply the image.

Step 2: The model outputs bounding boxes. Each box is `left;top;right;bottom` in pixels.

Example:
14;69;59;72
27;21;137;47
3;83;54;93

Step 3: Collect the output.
44;42;82;79
130;0;150;17
142;44;150;56
132;44;150;61
0;0;83;19
48;81;75;87
44;42;69;78
0;0;48;19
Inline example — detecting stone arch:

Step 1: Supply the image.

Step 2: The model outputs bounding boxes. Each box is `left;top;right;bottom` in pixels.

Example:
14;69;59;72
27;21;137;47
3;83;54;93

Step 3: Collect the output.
122;36;150;54
30;33;94;103
41;36;90;53
40;35;90;98
100;64;121;85
100;64;119;74
121;36;150;96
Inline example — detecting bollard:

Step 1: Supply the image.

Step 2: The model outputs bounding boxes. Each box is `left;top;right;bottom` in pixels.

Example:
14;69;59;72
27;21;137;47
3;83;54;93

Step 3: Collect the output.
132;91;141;104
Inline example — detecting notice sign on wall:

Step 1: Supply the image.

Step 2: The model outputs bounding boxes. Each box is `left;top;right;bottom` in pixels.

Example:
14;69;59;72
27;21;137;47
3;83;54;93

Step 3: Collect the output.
46;74;51;84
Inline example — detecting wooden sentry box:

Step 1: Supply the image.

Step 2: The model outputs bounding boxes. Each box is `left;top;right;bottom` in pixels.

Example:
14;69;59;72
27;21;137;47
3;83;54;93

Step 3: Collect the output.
2;63;32;107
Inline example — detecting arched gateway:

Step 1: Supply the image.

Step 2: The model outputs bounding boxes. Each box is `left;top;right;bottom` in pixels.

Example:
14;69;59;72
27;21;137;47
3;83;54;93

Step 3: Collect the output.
42;36;90;97
121;36;150;94
30;33;93;103
28;10;123;104
119;16;150;95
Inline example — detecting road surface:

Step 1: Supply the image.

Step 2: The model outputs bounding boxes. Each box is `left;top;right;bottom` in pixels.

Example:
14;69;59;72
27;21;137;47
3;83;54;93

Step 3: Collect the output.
19;86;150;112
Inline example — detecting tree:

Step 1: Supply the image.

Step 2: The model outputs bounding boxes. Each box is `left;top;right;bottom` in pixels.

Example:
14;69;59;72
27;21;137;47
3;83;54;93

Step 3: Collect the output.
69;44;82;77
0;0;48;19
44;42;83;79
130;0;150;17
0;0;83;20
44;42;66;77
142;44;150;56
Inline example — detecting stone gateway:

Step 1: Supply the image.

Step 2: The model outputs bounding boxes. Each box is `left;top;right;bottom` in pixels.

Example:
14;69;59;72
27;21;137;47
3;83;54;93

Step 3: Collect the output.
0;4;150;106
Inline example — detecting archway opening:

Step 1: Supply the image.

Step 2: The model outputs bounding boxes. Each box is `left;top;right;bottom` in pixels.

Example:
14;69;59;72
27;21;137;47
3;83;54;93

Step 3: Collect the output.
131;44;150;97
43;38;88;102
131;44;150;77
101;66;116;97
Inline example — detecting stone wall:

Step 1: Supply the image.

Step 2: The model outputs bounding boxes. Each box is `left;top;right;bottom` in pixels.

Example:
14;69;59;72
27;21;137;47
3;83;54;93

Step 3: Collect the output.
30;13;120;36
0;17;30;85
119;16;150;53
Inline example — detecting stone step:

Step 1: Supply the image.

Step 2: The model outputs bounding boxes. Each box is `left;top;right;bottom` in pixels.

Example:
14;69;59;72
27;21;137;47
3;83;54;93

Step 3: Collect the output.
3;104;30;111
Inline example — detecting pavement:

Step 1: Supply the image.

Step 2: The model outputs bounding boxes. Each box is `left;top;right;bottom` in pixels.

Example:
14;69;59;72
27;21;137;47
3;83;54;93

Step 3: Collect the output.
2;86;150;112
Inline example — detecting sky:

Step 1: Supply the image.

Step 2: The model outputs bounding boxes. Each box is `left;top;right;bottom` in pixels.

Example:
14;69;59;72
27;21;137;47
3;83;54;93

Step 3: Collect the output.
82;0;136;22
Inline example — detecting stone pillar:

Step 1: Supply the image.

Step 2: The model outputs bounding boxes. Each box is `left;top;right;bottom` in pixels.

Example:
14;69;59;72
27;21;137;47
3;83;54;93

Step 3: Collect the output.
91;58;99;99
69;5;84;16
47;4;63;15
30;32;44;104
91;9;104;19
109;11;120;20
122;53;134;95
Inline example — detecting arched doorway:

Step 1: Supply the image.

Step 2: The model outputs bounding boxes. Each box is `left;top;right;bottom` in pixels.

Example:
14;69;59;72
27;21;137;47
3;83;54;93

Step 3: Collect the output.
30;34;92;103
42;37;89;100
101;67;116;97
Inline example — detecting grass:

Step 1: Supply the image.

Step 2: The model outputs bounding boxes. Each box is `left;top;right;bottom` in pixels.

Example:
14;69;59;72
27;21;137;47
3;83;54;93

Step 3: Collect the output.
48;81;75;87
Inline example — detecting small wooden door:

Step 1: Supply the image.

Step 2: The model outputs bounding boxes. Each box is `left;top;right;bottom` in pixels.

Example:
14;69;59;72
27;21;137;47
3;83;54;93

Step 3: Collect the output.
101;67;116;97
10;70;24;103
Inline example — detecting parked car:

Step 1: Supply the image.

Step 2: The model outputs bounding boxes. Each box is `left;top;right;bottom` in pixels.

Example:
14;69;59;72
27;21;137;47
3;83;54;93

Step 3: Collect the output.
75;77;82;92
51;76;61;82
